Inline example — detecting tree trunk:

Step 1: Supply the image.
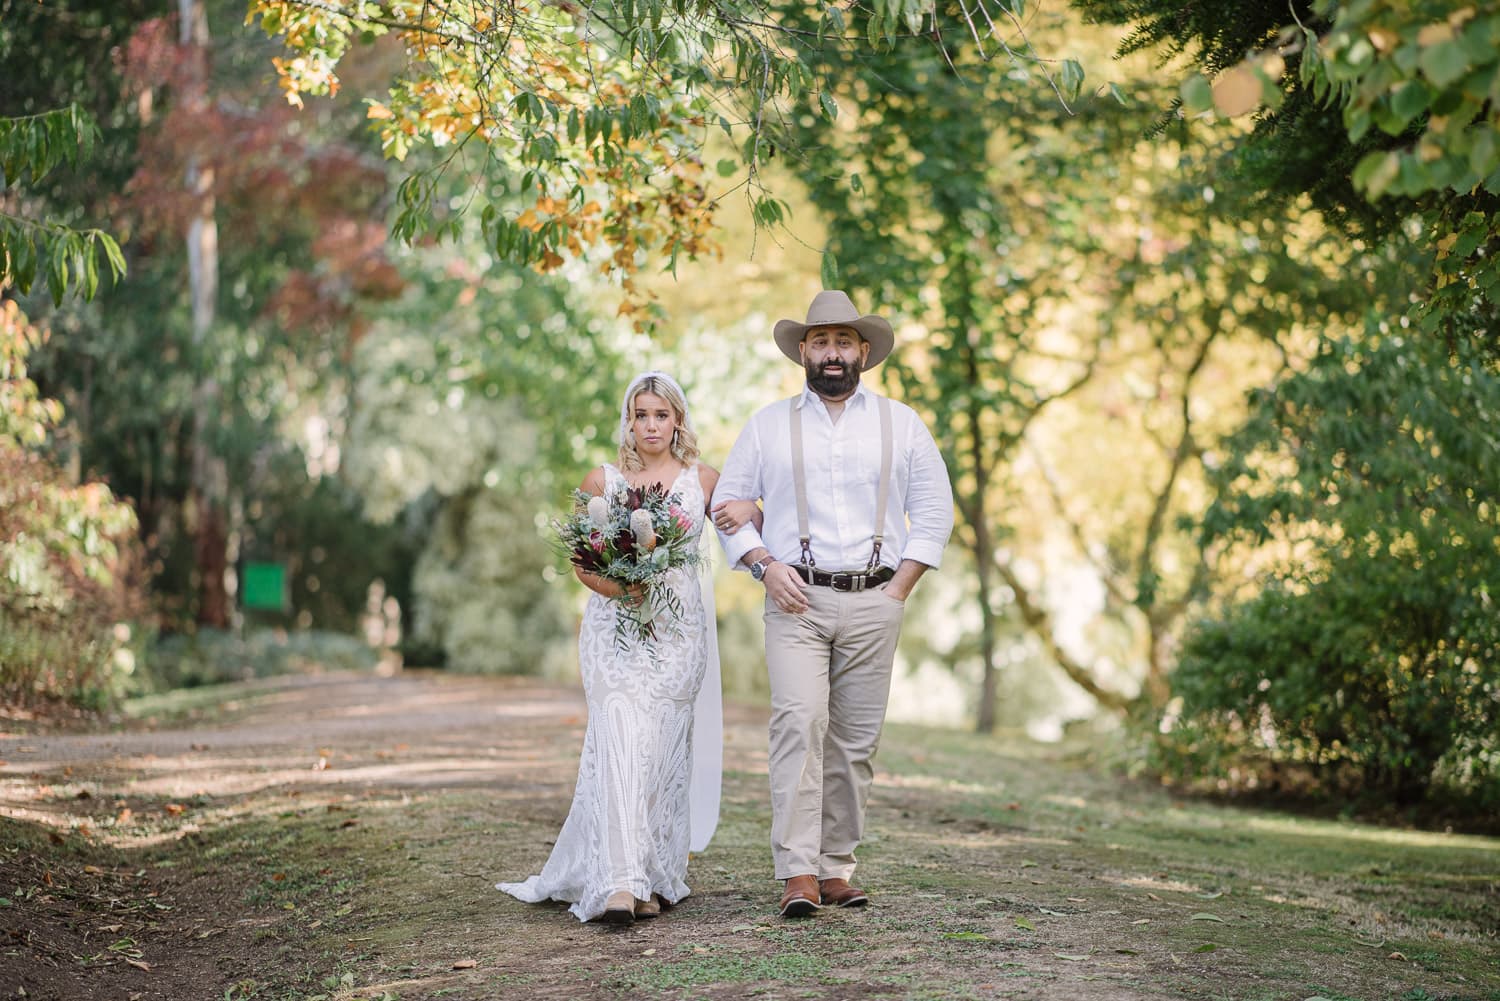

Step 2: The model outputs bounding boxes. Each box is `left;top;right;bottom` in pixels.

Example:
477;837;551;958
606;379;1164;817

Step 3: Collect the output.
965;343;1001;734
180;0;229;628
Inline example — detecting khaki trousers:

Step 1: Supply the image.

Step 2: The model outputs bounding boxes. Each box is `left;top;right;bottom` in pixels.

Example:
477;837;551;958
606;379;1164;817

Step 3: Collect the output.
764;583;905;881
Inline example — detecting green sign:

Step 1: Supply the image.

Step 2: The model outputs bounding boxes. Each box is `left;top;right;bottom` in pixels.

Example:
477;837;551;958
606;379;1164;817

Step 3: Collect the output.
242;562;287;611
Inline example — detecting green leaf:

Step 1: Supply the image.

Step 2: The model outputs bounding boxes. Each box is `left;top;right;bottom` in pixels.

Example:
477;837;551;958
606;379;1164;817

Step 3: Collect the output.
1352;150;1400;198
820;250;839;289
1390;80;1432;124
1059;59;1085;102
819;91;839;121
1189;912;1225;922
1193;943;1218;953
1181;74;1213;114
1420;40;1470;88
100;233;126;280
1014;917;1035;930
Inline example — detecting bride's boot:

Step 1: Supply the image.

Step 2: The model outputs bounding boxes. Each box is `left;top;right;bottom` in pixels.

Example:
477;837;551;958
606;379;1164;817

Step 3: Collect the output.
602;890;636;924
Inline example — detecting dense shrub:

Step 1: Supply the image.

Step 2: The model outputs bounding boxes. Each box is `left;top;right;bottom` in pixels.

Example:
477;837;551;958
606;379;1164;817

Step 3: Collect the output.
143;628;379;691
1161;330;1500;810
1;301;148;710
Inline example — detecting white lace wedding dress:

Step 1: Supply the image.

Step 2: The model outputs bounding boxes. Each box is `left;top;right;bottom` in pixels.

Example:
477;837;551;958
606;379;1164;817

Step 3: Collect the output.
497;463;720;922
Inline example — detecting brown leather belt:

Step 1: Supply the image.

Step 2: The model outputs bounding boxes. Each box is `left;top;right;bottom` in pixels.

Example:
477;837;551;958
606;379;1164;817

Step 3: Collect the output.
791;565;895;592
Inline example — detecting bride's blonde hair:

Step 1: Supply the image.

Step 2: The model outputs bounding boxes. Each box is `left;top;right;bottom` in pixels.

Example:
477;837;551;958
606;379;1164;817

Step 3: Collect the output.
617;372;700;472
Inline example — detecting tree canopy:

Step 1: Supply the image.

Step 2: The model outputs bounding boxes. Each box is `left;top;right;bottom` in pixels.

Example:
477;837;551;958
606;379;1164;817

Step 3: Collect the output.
246;0;1071;320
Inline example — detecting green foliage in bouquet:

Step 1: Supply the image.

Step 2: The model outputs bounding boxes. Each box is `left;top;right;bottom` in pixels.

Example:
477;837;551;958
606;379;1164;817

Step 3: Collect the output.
556;481;702;648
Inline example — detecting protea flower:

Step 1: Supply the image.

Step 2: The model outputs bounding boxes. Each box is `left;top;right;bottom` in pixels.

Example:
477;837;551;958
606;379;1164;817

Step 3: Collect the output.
586;495;609;529
629;509;657;551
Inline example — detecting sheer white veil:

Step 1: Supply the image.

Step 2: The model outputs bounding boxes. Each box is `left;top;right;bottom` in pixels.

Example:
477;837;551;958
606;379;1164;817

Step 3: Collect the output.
618;371;722;852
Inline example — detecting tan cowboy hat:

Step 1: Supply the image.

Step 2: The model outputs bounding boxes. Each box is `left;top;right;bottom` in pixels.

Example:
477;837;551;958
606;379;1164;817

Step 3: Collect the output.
773;290;895;368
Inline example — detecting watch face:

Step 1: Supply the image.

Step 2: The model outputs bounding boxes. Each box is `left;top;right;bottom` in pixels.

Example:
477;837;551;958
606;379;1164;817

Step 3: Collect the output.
751;560;767;581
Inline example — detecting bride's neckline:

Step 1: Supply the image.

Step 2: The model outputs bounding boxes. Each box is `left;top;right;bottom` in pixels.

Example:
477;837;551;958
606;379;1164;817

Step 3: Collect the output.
614;461;691;491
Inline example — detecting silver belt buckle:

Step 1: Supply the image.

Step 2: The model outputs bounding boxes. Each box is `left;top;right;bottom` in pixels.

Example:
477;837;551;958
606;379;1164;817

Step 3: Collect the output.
851;573;866;592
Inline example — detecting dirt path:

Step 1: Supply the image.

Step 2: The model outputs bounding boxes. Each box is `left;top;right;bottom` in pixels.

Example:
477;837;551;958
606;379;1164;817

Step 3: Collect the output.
3;670;1498;1001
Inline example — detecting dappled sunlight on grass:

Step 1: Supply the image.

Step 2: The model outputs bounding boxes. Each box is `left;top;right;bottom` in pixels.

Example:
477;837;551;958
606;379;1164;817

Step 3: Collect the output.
1242;814;1500;853
877;771;1001;796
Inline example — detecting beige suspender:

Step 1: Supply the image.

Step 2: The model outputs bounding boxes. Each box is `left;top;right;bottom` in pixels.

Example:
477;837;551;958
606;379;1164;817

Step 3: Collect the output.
788;394;894;571
871;394;893;571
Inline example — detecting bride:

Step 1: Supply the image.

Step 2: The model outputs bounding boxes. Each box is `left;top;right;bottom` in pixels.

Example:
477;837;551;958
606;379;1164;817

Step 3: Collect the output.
497;371;757;924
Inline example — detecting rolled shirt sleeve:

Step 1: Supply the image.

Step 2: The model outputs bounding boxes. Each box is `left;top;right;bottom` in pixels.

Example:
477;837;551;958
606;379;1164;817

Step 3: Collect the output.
712;419;766;570
898;414;954;570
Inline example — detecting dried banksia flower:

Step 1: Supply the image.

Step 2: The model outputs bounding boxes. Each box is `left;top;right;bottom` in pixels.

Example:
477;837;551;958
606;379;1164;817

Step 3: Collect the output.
587;495;610;529
629;508;657;551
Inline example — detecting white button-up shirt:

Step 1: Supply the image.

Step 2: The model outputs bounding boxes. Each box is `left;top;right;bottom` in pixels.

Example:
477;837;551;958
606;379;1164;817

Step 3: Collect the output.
714;383;954;572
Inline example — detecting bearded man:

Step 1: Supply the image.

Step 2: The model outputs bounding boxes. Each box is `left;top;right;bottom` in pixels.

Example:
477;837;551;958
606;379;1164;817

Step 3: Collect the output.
711;289;954;918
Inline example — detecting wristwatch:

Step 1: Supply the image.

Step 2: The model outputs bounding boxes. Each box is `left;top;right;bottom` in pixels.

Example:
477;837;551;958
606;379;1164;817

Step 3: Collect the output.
749;557;776;582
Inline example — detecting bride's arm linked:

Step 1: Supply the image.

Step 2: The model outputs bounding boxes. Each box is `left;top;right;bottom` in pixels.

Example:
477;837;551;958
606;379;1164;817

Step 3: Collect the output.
699;466;763;534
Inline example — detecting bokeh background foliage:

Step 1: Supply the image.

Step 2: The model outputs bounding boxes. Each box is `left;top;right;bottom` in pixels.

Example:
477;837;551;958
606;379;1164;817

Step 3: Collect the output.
1;0;1496;822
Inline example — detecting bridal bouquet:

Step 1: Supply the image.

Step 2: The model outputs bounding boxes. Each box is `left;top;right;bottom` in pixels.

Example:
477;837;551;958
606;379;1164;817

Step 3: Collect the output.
554;481;702;647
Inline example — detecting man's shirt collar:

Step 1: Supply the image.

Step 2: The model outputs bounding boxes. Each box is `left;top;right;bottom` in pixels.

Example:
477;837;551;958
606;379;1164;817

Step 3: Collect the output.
797;382;872;411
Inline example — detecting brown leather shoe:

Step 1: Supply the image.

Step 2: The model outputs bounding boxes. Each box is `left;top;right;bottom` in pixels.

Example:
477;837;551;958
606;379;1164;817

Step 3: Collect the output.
779;875;822;918
818;878;869;908
634;894;662;919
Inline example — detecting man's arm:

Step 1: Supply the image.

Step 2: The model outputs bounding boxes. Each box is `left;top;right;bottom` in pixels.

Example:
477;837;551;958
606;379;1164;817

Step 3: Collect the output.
890;414;955;599
712;418;769;568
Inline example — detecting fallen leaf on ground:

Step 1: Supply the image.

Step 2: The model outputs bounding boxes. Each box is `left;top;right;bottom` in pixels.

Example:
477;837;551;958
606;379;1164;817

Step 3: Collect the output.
1193;943;1218;953
641;948;656;957
1388;951;1407;961
1015;917;1035;931
1055;953;1088;961
1190;912;1225;922
1132;919;1150;925
83;865;103;875
1197;890;1224;899
124;958;150;971
1147;892;1162;901
452;958;477;969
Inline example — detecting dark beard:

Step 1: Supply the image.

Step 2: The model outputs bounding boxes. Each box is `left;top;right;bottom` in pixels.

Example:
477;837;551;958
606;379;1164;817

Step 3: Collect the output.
806;357;861;397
